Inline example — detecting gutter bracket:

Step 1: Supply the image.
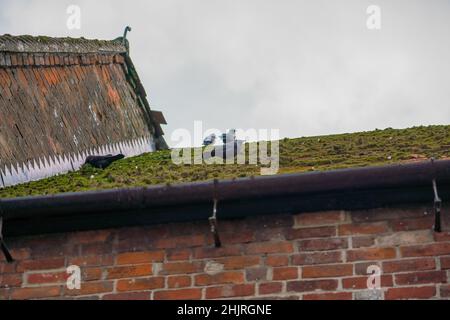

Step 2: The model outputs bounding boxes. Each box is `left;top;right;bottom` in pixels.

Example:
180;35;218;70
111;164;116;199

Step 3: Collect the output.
432;179;442;233
0;216;14;263
209;198;221;248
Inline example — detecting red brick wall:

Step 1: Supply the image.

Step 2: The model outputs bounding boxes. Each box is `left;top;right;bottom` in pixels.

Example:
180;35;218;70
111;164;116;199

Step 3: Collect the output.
1;205;449;300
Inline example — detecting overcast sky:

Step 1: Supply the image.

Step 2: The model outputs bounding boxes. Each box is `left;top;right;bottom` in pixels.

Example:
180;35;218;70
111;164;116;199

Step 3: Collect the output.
1;0;449;146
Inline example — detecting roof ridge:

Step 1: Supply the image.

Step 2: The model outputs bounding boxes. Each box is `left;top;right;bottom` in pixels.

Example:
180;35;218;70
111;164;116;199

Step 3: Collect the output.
0;34;126;54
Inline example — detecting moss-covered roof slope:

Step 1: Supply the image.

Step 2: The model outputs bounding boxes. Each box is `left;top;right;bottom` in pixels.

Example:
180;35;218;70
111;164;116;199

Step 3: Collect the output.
1;125;449;198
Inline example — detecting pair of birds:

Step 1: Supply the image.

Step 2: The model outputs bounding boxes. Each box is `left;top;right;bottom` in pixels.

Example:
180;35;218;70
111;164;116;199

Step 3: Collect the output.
202;129;244;159
203;129;236;146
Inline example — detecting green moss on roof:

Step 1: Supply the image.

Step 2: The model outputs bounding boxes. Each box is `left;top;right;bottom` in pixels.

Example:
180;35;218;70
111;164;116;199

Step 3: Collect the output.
1;125;449;198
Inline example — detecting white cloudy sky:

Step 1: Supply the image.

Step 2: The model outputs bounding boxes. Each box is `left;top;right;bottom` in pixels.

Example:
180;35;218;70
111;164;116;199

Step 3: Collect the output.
1;0;449;146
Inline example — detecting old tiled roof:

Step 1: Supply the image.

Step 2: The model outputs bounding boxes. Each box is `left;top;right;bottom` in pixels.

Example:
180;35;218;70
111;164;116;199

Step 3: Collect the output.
0;34;167;188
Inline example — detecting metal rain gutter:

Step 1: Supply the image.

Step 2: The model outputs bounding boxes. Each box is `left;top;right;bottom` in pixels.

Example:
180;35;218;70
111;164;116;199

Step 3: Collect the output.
1;159;449;239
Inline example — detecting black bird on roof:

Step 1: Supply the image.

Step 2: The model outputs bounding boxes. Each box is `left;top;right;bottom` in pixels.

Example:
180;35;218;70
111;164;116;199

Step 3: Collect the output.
84;154;125;169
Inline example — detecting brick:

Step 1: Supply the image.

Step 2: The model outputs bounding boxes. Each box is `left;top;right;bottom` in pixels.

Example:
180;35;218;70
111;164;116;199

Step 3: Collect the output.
117;277;165;292
67;230;113;244
338;222;388;236
292;251;342;266
81;242;113;256
272;267;298;280
354;262;381;276
351;207;428;222
0;273;22;288
303;292;352;300
11;286;61;300
195;271;244;286
385;286;436;300
116;251;164;265
219;256;260;270
166;249;191;261
254;227;287;242
352;236;375;248
17;258;65;272
401;243;450;257
103;292;150;300
74;296;101;300
347;248;396;261
154;288;202;300
441;256;450;270
287;279;338;292
391;216;434;231
68;255;113;267
154;234;207;249
7;248;30;261
294;211;343;227
246;267;268;282
441;285;450;297
206;284;255;299
302;264;353;278
298;238;348;251
0;262;16;273
221;231;255;244
164;221;204;237
82;267;103;281
245;214;293;229
193;246;241;259
168;276;191;288
376;230;433;246
162;262;203;275
0;288;9;300
106;264;152;279
245;242;293;255
116;226;159;243
259;282;283;295
287;226;336;240
342;275;393;289
65;281;114;296
434;232;450;242
383;258;436;273
27;271;68;284
266;255;289;267
395;271;446;285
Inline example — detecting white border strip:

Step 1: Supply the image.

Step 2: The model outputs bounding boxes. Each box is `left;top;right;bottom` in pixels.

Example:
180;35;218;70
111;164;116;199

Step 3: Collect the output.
0;136;155;188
